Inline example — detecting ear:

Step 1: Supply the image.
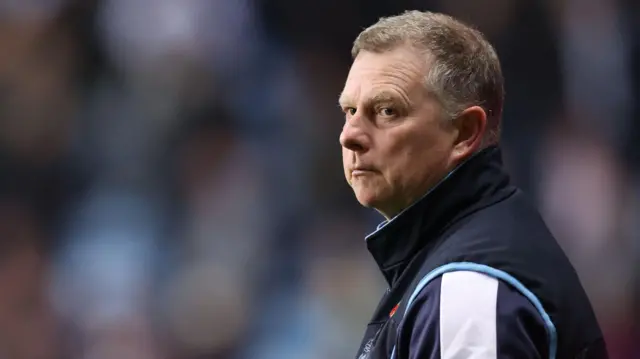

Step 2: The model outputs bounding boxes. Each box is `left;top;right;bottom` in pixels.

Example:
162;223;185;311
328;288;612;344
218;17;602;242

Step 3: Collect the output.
450;106;487;162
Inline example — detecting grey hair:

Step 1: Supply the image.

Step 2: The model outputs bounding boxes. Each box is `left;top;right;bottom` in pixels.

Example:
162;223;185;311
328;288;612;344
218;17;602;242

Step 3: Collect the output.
352;10;504;145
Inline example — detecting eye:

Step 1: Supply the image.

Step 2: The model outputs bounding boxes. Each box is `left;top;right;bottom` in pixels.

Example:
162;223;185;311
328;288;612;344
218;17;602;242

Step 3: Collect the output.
344;107;357;116
378;107;395;117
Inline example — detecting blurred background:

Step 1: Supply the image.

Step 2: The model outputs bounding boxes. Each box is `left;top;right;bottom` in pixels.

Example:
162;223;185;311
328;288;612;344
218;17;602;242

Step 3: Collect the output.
0;0;638;358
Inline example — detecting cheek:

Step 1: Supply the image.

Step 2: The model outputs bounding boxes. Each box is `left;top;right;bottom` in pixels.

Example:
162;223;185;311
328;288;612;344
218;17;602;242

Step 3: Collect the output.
384;132;425;169
384;128;450;184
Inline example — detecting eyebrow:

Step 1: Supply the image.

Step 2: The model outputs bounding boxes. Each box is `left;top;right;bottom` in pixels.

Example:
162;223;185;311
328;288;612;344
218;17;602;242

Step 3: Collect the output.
370;91;401;104
338;91;405;108
337;92;351;108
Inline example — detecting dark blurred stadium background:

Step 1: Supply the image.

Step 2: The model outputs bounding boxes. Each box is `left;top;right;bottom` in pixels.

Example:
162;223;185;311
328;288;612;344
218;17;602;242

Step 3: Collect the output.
0;0;638;358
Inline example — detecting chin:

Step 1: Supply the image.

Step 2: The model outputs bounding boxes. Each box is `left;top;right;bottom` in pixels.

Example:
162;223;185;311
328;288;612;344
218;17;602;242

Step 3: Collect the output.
354;189;385;210
353;187;401;219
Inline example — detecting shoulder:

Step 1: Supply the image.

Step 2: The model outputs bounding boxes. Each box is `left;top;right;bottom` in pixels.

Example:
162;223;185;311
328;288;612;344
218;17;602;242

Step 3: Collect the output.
395;270;550;359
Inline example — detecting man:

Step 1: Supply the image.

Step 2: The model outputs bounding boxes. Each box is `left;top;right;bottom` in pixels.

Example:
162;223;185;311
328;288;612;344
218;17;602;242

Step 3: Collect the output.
338;10;608;359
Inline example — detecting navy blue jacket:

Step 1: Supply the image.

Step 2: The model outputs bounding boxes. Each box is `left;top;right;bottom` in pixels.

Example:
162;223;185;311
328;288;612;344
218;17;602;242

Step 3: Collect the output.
355;146;607;359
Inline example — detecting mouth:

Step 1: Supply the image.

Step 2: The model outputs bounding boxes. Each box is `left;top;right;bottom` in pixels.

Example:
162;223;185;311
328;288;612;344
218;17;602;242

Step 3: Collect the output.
351;167;377;176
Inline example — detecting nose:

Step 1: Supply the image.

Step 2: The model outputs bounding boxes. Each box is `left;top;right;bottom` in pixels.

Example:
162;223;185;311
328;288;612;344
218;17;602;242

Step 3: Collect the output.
340;117;370;153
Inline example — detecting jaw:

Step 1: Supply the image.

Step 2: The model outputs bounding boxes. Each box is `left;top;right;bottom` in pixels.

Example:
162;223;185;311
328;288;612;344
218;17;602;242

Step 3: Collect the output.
353;186;407;220
349;170;430;219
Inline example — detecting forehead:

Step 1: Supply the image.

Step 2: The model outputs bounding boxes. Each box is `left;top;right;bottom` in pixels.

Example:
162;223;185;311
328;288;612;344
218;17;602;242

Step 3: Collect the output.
340;47;428;103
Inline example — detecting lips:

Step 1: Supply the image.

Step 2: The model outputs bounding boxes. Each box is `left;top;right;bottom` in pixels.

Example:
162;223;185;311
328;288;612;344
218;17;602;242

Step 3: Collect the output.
351;167;377;176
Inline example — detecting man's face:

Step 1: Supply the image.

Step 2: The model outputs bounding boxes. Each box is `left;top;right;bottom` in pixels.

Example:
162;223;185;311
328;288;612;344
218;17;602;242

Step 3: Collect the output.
339;47;459;218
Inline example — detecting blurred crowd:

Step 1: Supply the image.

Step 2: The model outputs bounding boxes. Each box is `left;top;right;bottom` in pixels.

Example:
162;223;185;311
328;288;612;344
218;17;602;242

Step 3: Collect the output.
0;0;638;358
